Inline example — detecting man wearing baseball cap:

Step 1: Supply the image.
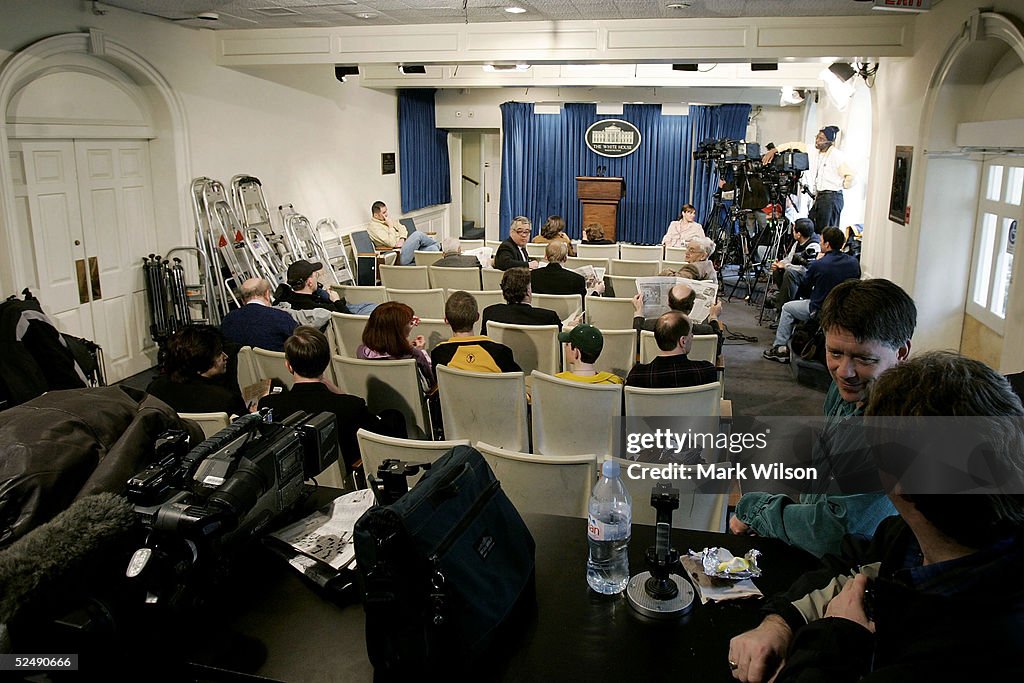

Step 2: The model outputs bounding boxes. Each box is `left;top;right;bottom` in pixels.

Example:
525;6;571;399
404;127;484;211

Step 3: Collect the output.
273;259;376;326
808;125;855;233
557;324;622;385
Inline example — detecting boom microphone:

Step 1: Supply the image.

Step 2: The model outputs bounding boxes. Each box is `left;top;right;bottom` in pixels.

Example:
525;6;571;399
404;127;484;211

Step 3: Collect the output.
0;492;139;624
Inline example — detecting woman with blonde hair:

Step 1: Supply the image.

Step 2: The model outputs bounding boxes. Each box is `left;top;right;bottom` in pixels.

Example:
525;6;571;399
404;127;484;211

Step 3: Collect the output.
531;215;576;256
356;301;434;390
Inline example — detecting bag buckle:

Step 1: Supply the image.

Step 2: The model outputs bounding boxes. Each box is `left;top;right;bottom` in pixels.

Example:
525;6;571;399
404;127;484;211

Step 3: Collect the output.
430;568;447;626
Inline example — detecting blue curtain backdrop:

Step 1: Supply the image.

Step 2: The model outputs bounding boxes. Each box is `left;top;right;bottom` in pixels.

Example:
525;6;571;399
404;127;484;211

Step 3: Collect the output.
398;89;451;213
499;102;691;244
690;104;752;231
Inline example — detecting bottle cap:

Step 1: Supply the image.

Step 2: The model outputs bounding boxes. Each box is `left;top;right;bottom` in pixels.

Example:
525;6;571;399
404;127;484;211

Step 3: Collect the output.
601;459;620;478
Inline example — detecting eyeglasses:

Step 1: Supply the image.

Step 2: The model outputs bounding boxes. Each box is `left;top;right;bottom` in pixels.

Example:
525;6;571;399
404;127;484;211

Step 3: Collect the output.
513;229;531;235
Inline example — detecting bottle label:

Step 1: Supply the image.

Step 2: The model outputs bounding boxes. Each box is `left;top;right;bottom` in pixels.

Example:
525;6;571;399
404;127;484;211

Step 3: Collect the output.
588;514;630;541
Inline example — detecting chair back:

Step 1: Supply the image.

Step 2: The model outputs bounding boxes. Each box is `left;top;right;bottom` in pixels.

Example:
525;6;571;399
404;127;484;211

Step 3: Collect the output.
179;412;230;438
398;217;417;236
586;296;637;329
329;312;370;357
690;334;718;364
660;260;688;273
476;442;596;518
349;229;376;255
252;347;293;388
385;288;445;319
435;365;529;451
577;243;619;259
236;346;259;396
639;329;659;364
566;256;611;272
612;458;728;532
356;429;468;489
624;382;722;417
457;289;504;316
591;328;636;380
664;246;688;262
605;274;638;298
331;356;431;439
609;259;661;277
410;318;450;352
531;293;582;322
525;243;547;258
530;371;622;457
487;322;561;376
331;284;388;305
460;239;485;250
414;250;444;268
429;265;482;291
481;267;503;290
485;240;502;250
619;244;664;261
379;264;429;290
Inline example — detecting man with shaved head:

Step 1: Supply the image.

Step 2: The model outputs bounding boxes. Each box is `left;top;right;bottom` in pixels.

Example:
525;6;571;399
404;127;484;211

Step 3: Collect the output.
625;311;717;389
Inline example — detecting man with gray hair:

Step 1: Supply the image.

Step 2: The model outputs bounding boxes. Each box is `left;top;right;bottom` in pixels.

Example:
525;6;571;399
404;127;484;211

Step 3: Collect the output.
220;277;297;352
530;240;600;302
434;236;482;269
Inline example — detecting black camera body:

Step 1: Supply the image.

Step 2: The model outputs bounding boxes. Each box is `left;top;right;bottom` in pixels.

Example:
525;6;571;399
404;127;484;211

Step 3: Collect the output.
771;149;810;173
693;138;761;164
125;410;340;608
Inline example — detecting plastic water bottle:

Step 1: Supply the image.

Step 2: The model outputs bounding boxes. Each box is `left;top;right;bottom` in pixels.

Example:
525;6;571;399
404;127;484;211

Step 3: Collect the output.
587;459;632;594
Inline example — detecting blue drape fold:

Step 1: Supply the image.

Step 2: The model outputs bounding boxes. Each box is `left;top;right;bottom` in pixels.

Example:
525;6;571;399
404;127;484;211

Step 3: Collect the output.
399;89;451;212
499;102;747;242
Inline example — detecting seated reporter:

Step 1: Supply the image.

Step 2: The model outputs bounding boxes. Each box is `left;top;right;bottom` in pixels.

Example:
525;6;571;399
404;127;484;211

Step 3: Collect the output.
531;241;604;304
625;311;717;389
728;351;1024;683
356;301;435;391
480;267;563;335
531;215;576;257
147;325;247;416
582;222;615;245
683;236;717;281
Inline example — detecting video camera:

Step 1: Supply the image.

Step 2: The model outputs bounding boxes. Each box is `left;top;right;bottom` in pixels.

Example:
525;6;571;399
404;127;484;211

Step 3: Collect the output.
125;410;340;608
692;138;761;165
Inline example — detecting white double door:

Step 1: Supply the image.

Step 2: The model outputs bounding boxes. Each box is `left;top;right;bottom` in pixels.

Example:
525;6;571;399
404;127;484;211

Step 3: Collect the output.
11;138;159;383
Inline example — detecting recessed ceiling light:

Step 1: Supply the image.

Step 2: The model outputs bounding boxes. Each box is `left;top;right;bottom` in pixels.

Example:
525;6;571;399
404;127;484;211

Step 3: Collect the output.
505;6;527;14
355;12;377;19
666;2;691;9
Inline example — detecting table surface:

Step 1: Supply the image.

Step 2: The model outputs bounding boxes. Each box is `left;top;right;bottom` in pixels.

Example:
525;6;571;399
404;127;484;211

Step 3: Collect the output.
203;498;819;683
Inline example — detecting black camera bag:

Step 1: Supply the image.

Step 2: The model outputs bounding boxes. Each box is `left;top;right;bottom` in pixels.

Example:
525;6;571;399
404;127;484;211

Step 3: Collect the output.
353;445;535;678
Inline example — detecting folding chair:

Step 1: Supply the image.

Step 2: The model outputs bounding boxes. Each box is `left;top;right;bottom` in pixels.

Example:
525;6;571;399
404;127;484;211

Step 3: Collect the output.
531;293;582;322
429;265;482;291
385;288;445;319
329;312;370;358
436;365;529;451
476;442;597;518
530;371;622;457
379;264;429;290
619;244;664;261
609;259;661;277
586;296;637;329
332;356;431;439
356;429;469;489
487;322;561;376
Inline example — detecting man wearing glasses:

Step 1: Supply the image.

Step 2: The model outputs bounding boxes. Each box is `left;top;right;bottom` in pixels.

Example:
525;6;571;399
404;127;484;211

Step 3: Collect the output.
494;216;541;271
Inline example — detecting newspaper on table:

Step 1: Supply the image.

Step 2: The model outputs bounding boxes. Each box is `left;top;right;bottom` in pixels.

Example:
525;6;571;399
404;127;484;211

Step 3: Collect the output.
635;277;718;322
463;246;494;269
572;264;606;296
266;488;375;580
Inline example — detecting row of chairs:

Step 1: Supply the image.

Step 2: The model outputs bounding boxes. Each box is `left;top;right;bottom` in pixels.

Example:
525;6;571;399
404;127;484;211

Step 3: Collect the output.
355;429;727;531
458;240;688;263
371;260;693;294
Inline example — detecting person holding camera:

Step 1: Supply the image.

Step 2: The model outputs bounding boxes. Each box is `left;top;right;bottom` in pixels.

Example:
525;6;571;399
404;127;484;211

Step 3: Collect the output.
770;218;821;311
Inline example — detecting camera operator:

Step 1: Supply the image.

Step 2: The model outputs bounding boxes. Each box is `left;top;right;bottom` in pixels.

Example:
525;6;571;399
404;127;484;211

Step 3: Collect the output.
770;218;820;311
765;126;855;233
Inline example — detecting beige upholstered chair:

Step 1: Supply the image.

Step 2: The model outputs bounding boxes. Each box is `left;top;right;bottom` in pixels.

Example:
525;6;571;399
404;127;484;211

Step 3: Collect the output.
623;382;722;417
612;457;728;532
251;347;294;388
586;296;637;329
689;334;718;365
476;442;597;519
619;244;664;261
525;243;547;258
413;250;444;268
591;328;637;380
530;293;583;322
566;256;611;272
577;243;619;260
409;317;450;352
329;313;370;358
664;246;689;262
530;371;622;457
436;365;529;451
355;429;468;489
385;288;446;319
481;267;503;290
378;264;429;290
487;322;561;376
332;356;431;439
179;412;230;438
609;259;661;277
605;274;638;298
429;265;482;291
331;284;388;305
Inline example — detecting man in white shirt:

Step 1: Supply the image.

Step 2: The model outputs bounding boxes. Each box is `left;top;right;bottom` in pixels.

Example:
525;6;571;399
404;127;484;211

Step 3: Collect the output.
807;126;855;233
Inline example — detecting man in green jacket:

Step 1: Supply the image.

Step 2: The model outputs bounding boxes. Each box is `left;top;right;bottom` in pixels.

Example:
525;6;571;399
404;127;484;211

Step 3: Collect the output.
730;279;916;557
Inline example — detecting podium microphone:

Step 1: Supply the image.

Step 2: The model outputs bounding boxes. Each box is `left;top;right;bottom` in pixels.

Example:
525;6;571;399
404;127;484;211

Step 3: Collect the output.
625;481;695;619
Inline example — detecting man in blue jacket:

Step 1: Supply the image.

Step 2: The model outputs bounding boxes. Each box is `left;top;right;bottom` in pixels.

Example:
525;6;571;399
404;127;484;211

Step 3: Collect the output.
221;277;297;352
763;226;860;364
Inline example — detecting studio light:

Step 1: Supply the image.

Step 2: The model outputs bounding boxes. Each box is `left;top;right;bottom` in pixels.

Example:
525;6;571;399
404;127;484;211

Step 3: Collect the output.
820;61;857;111
828;62;857;83
780;87;805;107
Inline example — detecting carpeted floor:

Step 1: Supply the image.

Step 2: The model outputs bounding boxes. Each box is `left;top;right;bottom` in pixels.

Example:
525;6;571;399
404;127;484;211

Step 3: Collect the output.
715;288;827;417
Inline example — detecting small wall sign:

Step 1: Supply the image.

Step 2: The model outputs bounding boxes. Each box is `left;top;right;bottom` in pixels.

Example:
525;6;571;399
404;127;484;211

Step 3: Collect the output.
381;152;396;175
585;119;642;158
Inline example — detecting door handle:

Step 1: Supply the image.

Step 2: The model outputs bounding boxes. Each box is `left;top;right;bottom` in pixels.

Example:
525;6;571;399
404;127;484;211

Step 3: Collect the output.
75;259;89;304
88;256;102;300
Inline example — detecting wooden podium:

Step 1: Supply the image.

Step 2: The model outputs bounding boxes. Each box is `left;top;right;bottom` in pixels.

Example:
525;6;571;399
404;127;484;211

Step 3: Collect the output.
577;177;625;242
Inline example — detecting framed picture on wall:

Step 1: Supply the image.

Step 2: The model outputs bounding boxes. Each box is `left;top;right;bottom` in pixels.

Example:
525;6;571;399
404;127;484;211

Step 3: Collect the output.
888;146;913;225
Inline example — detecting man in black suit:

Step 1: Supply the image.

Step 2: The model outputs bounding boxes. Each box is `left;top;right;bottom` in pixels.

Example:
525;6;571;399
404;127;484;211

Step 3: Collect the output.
494;216;540;271
258;326;405;477
531;241;604;304
481;267;562;335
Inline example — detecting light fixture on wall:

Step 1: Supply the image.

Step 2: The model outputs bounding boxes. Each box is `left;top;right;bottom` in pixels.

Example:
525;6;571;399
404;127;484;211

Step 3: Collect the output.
672;64;699;72
780;87;805;107
399;65;427;75
820;61;858;110
335;65;360;82
751;63;779;71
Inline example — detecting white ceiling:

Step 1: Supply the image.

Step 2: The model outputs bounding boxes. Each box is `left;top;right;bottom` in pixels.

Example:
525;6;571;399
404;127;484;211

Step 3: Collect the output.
98;0;889;30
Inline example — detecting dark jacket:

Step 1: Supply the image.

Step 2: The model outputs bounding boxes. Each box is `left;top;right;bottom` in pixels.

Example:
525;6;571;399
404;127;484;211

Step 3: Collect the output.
531;262;587;301
624;354;717;389
768;516;1024;682
480;302;562;336
434;254;482;269
493;238;532;271
220;302;298;352
146;374;248;417
273;284;348;313
801;251;861;315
